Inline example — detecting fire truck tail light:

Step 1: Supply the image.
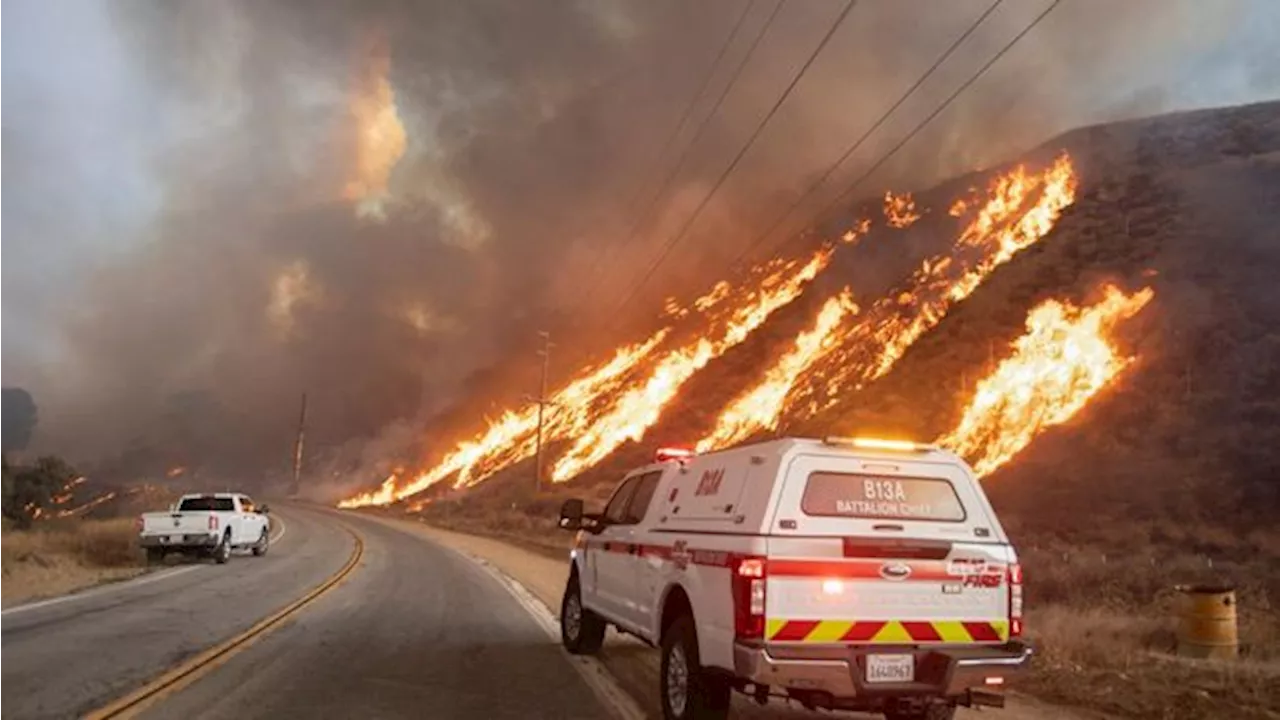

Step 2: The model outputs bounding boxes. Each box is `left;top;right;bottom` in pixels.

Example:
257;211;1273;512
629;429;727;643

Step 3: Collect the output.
1008;563;1024;637
737;558;765;578
732;556;767;640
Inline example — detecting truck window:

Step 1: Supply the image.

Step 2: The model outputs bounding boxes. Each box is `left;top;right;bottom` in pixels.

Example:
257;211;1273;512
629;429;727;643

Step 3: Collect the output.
603;477;640;524
801;473;966;522
623;471;662;524
241;497;255;513
178;496;235;512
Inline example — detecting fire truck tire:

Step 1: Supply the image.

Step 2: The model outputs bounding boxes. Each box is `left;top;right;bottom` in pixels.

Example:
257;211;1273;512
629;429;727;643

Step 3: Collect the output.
660;615;730;720
561;573;606;654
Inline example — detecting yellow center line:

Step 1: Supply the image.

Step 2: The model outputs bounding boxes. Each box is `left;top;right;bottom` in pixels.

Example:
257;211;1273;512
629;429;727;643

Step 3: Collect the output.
85;522;365;719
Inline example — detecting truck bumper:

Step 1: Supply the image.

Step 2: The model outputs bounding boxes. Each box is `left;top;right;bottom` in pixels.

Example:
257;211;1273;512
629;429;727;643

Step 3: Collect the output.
732;640;1032;701
139;533;221;550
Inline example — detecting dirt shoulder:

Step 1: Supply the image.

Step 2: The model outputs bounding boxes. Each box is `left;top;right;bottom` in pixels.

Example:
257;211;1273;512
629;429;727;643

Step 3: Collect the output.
364;513;1107;720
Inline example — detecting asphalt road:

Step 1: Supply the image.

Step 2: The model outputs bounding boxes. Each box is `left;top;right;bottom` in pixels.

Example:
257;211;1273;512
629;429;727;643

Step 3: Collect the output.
136;509;609;719
2;505;613;720
2;508;346;720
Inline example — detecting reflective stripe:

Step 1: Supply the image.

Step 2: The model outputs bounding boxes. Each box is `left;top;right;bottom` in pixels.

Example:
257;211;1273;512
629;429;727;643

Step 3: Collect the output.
766;619;1009;644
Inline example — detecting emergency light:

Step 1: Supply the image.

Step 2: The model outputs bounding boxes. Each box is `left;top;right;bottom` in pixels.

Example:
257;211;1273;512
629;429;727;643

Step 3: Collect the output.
655;447;697;463
823;436;937;452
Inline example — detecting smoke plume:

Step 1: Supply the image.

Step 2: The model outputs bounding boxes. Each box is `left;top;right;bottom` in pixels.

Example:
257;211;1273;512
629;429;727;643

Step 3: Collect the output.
2;0;1275;487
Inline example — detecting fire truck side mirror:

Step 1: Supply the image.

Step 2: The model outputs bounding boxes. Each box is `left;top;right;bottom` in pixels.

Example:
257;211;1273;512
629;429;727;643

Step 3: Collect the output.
558;498;585;531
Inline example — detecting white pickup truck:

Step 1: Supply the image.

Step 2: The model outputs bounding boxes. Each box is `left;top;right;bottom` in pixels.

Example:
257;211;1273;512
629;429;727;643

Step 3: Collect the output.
138;493;271;564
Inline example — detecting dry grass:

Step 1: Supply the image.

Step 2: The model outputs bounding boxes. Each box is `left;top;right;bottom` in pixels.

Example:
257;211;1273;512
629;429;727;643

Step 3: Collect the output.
2;518;148;605
1026;604;1280;719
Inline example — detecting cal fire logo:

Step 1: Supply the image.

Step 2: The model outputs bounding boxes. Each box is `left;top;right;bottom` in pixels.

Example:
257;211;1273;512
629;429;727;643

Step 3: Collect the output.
695;468;725;497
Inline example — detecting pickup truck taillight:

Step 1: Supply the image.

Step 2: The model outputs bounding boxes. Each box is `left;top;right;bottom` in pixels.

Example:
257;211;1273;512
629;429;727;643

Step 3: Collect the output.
732;556;767;641
208;514;220;531
1008;563;1024;637
136;515;144;532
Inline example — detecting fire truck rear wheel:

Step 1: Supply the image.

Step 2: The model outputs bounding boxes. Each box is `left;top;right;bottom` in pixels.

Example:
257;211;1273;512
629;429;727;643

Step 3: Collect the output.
660;615;730;720
561;573;605;654
885;701;957;720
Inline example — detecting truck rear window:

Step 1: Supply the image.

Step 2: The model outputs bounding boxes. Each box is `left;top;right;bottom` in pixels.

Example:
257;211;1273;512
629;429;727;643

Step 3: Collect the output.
801;473;965;522
179;497;235;512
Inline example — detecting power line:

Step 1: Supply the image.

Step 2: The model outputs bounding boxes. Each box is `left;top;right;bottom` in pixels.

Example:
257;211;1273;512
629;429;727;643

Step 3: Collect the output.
609;0;858;316
575;0;788;311
775;0;1063;257
574;0;759;296
730;0;1005;266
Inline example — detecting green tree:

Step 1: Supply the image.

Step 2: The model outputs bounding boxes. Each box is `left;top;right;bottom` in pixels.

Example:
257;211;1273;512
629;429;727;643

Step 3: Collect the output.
1;456;78;529
2;388;38;452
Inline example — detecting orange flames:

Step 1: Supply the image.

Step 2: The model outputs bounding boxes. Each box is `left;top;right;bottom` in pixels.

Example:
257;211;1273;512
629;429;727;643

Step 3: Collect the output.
340;247;834;505
842;218;872;244
786;153;1078;417
54;491;118;519
338;330;669;507
884;191;922;228
949;198;969;217
345;35;407;221
550;249;834;481
697;289;857;452
940;285;1154;477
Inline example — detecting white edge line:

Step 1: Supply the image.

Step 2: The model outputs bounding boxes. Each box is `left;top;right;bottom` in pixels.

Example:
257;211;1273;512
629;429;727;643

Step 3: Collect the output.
447;547;647;720
270;514;288;545
5;512;290;617
1;565;201;616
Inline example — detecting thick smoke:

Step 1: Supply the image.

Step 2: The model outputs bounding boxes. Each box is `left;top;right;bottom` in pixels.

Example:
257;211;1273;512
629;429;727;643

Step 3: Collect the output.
3;0;1275;489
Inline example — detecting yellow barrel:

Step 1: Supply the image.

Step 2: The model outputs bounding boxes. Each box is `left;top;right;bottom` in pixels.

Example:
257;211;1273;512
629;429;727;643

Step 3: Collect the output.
1176;585;1238;659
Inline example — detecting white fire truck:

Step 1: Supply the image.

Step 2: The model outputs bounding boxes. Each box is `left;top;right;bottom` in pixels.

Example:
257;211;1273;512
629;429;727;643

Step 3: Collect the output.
557;437;1030;720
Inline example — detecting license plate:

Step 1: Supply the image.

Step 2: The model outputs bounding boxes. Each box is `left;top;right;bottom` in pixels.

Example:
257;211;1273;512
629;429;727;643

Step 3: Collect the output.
168;535;183;544
866;654;914;684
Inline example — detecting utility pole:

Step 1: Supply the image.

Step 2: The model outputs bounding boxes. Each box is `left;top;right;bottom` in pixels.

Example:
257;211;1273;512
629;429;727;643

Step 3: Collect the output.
290;392;308;498
529;331;554;494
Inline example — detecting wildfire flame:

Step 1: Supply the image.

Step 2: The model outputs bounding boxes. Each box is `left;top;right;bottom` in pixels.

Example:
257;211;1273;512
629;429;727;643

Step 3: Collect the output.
949;198;968;217
54;492;119;519
345;35;407;221
338;330;669;507
884;191;922;228
786;153;1078;417
842;218;872;244
939;284;1154;477
551;248;833;481
697;289;858;452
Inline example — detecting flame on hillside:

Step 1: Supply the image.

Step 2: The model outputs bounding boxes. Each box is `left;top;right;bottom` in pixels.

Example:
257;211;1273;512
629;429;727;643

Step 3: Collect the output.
786;153;1078;417
940;285;1154;477
338;331;669;506
341;247;834;505
842;218;872;244
345;35;407;221
550;248;834;481
884;191;922;228
697;289;858;452
54;492;118;519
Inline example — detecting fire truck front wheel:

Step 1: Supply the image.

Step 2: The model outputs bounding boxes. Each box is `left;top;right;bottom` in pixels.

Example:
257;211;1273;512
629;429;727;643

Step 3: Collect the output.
560;572;605;654
660;614;730;720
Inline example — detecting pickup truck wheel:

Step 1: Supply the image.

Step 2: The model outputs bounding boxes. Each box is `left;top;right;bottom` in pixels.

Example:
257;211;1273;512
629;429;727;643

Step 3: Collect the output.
251;528;269;557
660;615;730;720
145;547;165;565
213;532;232;564
560;573;605;655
